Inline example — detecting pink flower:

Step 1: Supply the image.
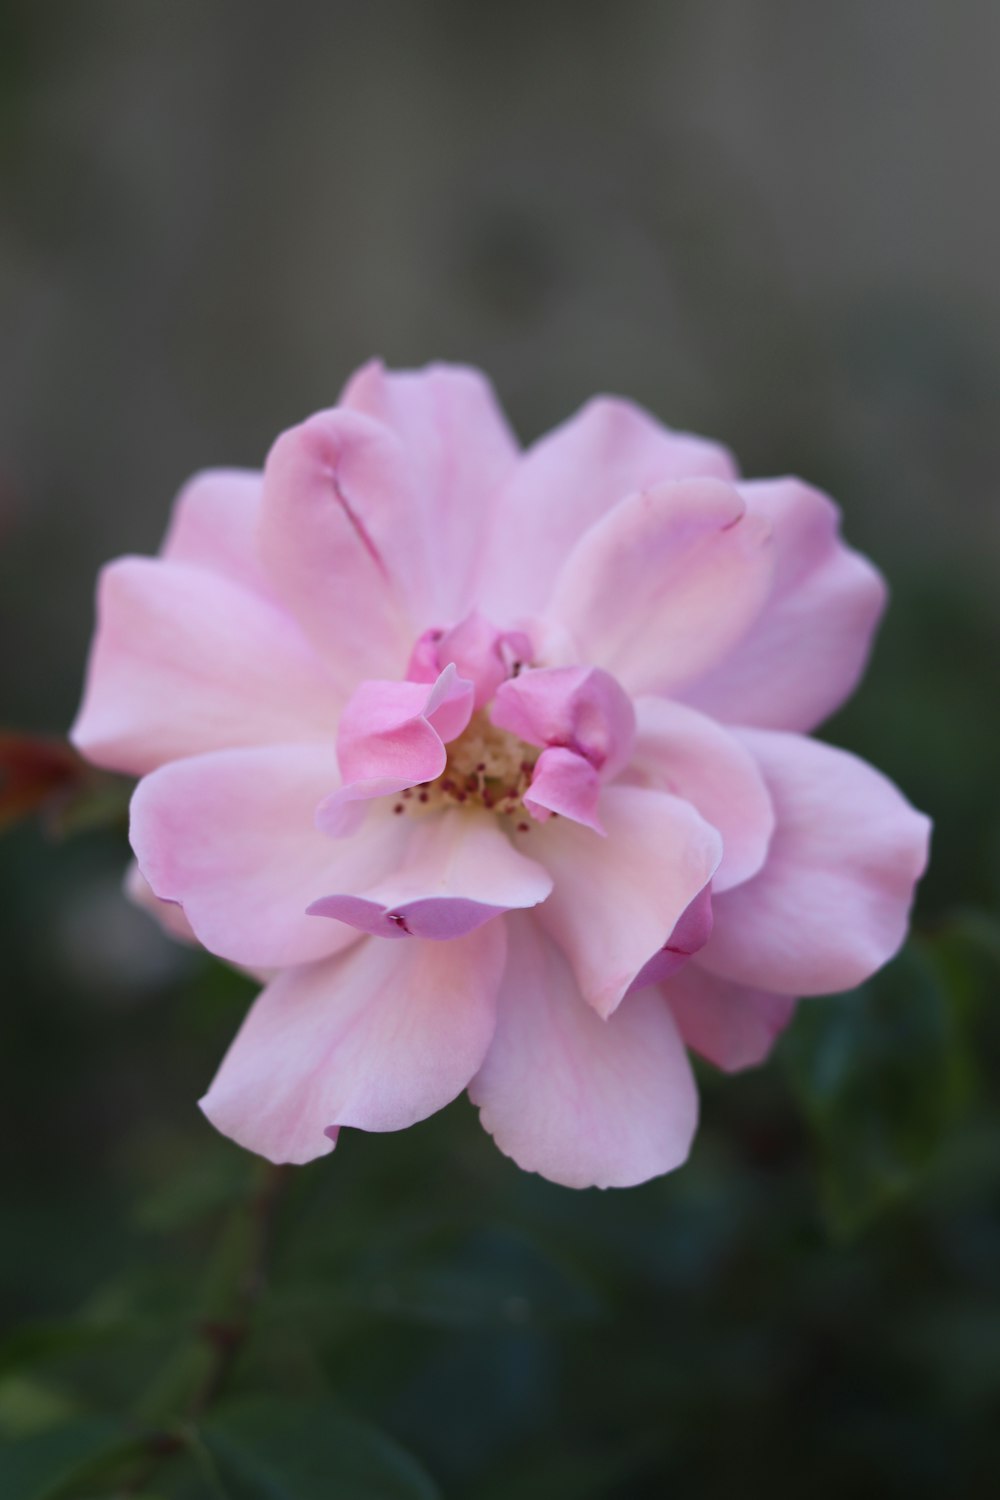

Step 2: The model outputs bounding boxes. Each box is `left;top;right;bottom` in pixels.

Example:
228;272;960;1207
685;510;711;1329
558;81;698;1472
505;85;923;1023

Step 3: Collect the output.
71;362;930;1188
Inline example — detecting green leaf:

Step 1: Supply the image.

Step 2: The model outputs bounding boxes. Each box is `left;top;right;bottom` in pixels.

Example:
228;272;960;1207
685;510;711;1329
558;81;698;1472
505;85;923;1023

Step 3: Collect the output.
0;1376;81;1439
0;1416;141;1500
0;1323;118;1382
782;943;966;1235
201;1396;440;1500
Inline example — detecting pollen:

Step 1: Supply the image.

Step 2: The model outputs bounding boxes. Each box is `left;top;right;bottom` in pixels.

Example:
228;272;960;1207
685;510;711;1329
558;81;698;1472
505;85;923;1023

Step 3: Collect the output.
411;711;538;822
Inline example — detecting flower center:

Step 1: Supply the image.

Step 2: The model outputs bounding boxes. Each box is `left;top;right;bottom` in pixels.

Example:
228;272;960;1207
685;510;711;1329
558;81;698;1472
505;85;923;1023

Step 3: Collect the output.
392;711;539;829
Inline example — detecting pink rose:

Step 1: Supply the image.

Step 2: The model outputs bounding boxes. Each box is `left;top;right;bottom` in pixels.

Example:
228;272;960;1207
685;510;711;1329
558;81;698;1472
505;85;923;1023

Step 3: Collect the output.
72;362;930;1188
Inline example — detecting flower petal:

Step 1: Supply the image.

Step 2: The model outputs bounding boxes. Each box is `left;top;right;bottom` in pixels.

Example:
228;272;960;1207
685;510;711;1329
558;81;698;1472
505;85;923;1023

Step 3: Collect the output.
698;731;931;995
530;784;722;1018
664;963;796;1072
681;479;887;731
546;479;774;697
308;808;552;940
622;886;715;994
124;862;198;947
523;746;604;833
470;915;698;1189
317;666;475;834
483;395;736;618
200;922;506;1164
259;408;420;686
340;360;520;617
160;468;269;595
492;665;636;779
628;697;775;892
130;744;406;969
407;612;534;710
70;558;339;776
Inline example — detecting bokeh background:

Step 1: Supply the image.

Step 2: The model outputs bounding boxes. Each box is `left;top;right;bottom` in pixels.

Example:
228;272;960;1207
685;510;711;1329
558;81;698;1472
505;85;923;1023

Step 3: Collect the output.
2;3;1000;1496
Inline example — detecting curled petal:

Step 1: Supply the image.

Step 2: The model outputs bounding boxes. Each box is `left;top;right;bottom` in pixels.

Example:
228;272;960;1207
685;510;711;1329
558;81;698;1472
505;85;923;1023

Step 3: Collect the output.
318;665;475;834
308;808;552;940
622;886;715;995
523;747;604;833
200;922;506;1164
492;664;636;780
408;611;534;710
699;731;931;995
470;915;698;1190
530;784;722;1018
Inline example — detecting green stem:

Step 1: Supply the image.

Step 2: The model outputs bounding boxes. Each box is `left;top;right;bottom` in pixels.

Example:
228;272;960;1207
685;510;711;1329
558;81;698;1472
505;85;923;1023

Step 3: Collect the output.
117;1160;290;1497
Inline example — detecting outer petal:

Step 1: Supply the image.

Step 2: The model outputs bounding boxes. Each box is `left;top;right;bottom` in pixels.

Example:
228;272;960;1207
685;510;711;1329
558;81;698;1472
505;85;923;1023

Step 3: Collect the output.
70;558;340;776
160;468;270;595
124;861;198;947
482;395;737;618
200;922;507;1164
309;808;552;940
681;479;887;731
340;360;520;617
628;697;775;892
130;744;405;969
470;915;698;1189
529;784;723;1018
258;408;420;687
664;963;796;1072
546;480;774;698
698;731;931;995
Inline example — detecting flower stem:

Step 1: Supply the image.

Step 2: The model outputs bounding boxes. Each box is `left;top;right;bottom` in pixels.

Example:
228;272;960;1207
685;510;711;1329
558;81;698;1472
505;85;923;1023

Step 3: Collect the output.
117;1159;291;1496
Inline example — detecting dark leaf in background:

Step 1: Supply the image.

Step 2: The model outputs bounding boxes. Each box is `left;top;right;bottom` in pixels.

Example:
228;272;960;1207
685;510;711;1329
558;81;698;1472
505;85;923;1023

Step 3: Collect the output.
782;944;967;1235
202;1396;441;1500
0;1416;141;1500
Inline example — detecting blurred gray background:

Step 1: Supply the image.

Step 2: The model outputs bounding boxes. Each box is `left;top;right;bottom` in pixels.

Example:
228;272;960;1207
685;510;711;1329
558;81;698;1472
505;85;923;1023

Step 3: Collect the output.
2;0;998;734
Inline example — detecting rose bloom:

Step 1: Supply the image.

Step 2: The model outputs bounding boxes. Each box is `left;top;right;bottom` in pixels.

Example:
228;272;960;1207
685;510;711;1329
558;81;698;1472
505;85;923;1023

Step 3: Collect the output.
72;362;930;1188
